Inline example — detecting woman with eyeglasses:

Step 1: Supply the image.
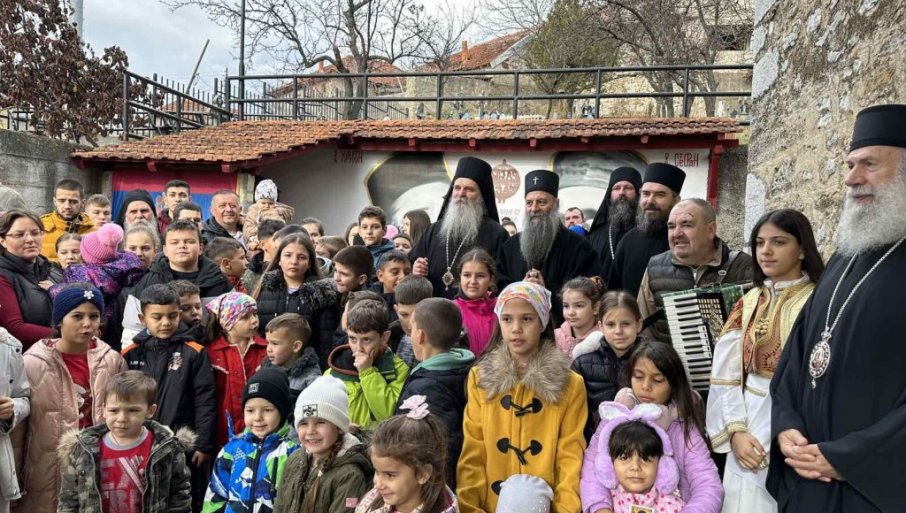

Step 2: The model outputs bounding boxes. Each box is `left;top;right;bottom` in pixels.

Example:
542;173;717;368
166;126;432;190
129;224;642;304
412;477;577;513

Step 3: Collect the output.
0;209;62;347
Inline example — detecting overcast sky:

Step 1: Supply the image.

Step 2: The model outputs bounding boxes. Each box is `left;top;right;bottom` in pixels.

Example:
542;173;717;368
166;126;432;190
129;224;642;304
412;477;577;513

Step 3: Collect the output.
82;0;485;96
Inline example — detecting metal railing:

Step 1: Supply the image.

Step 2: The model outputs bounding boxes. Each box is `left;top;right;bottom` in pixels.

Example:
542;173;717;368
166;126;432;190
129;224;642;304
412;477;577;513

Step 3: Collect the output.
225;63;753;124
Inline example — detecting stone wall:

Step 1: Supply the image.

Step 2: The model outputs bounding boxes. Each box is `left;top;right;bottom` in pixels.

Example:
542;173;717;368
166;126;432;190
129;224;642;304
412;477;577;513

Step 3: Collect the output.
0;129;103;214
747;0;904;253
717;144;749;250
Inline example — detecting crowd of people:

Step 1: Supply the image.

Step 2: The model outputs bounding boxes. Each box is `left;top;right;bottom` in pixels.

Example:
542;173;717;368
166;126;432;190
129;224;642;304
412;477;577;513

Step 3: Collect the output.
0;104;902;513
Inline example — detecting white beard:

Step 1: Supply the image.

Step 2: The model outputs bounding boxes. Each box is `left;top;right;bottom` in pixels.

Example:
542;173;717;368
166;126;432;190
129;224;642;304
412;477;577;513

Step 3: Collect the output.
440;197;483;245
520;209;561;268
837;169;906;257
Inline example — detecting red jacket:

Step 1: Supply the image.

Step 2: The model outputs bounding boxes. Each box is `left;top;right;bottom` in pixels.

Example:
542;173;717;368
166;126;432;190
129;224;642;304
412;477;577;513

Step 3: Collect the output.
206;334;268;448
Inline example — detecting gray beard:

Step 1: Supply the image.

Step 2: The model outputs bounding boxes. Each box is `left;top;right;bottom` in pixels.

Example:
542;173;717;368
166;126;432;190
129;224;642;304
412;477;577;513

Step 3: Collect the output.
440;198;483;246
520;209;561;268
125;218;159;237
837;169;906;257
637;207;668;237
610;198;638;231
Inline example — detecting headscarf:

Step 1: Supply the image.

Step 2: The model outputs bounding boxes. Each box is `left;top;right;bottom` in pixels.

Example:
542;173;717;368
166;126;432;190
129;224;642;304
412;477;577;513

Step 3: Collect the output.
494;281;553;329
255;179;279;202
205;292;257;331
52;285;104;326
115;189;157;228
436;156;500;223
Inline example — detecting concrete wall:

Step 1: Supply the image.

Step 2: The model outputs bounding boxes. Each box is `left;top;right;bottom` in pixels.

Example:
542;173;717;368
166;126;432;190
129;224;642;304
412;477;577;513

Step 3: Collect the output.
747;0;904;253
0;129;102;214
716;144;749;250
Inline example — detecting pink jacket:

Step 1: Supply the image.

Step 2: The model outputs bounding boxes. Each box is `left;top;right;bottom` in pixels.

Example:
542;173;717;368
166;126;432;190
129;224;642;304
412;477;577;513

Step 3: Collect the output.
612;486;684;513
555;320;601;360
454;294;497;356
580;392;723;513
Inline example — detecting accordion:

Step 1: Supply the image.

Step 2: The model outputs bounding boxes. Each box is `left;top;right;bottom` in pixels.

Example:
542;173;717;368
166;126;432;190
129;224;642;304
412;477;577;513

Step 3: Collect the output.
661;284;745;392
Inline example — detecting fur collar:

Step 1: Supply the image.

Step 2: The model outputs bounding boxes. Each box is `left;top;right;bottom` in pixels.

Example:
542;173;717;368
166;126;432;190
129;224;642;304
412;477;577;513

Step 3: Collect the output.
57;422;196;462
477;340;571;403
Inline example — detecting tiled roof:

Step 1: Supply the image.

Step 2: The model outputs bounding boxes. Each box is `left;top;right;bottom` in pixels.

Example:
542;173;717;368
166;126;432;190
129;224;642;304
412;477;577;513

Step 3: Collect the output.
73;117;741;165
269;59;405;97
424;32;529;72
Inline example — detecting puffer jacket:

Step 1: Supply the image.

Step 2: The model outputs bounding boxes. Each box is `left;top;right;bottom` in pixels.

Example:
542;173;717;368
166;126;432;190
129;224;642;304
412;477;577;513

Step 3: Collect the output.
273;433;373;513
203;423;301;513
0;328;29;503
259;348;321;440
365;239;395;270
56;421;194;513
453;294;497;356
554;320;601;360
40;211;95;263
11;338;126;513
54;251;145;324
202;217;245;247
326;345;409;431
0;251;61;346
570;333;640;440
207;334;269;448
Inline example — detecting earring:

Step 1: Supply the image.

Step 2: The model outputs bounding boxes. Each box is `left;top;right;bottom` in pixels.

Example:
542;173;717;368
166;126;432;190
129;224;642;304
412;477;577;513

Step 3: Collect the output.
799;253;805;260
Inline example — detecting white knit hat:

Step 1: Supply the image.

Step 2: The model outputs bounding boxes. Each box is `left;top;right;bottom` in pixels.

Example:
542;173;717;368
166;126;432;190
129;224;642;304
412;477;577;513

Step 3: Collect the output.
496;474;553;513
294;376;350;432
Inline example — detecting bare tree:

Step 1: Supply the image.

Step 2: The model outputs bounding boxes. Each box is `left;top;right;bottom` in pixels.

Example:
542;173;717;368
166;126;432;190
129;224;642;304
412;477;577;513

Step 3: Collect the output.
478;0;554;33
591;0;752;116
166;0;473;119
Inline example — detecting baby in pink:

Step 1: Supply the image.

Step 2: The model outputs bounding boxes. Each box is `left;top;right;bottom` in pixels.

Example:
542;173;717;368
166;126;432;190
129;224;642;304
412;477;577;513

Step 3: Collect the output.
587;402;684;513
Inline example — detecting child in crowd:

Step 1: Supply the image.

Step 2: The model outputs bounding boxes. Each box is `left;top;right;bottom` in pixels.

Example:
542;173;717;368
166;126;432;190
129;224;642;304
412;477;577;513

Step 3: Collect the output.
334;246;373;295
326;300;409;431
581;341;722;513
452;248;497;356
123;223;160;271
392;233;413;254
244;218;286;293
204;368;301;513
397;298;474;489
0;327;29;513
243;179;295;246
556;277;604;359
316;235;348;261
393;276;433;368
345;222;360;247
55;233;83;270
14;284;127;513
457;282;586;513
583;402;684;513
357;396;459;513
372;249;412;320
205;236;249;293
171;280;206;339
274;376;373;513
572;291;645;439
260;314;321;425
205;292;269;448
358;206;394;269
58;223;144;325
57;371;194;513
122;284;217;512
85;194;112;227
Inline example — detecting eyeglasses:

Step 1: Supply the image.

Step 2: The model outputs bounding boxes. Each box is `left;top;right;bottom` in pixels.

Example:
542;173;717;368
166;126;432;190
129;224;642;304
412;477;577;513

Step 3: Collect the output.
3;230;42;240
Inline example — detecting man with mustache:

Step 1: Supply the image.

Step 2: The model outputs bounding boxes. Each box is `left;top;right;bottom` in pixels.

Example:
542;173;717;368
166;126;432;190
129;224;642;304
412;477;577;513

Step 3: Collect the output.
410;157;509;298
636;197;752;343
607;163;686;296
588;166;642;277
768;104;906;513
496;170;602;325
41;179;95;263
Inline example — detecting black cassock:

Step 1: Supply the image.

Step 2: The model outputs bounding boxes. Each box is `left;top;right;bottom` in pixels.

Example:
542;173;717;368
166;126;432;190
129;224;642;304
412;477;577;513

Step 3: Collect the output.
497;225;602;326
605;226;669;296
768;242;906;513
409;216;509;299
589;221;634;280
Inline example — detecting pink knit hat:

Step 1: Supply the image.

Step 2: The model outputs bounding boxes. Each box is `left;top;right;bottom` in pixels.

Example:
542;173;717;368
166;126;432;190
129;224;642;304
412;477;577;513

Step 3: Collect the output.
81;223;124;264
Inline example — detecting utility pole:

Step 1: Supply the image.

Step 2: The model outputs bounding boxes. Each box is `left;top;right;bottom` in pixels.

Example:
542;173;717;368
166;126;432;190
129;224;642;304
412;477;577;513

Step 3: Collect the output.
186;39;211;92
238;0;246;119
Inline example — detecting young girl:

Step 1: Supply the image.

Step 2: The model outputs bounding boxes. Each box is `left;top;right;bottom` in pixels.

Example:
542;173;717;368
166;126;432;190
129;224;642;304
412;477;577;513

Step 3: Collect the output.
55;233;83;270
555;277;603;358
204;368;301;513
275;376;372;513
457;282;587;513
393;233;413;254
123;223;161;271
452;248;497;356
580;341;723;513
55;223;145;325
571;291;645;438
357;395;458;513
707;209;823;513
205;291;270;448
584;402;684;513
14;284;126;513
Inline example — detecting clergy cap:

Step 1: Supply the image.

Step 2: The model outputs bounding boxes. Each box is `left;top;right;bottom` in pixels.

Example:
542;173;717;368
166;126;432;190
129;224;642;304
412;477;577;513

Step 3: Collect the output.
436;156;500;223
525;170;559;197
609;166;642;191
850;104;906;152
643;163;686;194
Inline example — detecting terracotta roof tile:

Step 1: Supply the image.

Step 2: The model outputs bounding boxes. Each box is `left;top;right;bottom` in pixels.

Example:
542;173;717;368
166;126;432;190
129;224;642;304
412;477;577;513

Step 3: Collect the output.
421;32;529;72
73;117;741;164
